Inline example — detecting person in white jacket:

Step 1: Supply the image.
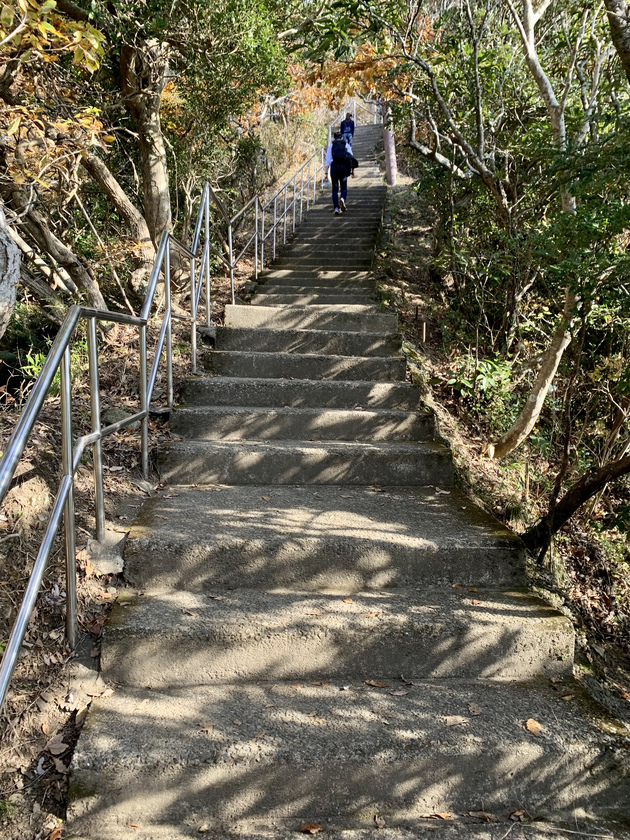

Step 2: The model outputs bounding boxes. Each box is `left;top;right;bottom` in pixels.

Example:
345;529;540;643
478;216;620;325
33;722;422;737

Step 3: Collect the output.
324;132;354;214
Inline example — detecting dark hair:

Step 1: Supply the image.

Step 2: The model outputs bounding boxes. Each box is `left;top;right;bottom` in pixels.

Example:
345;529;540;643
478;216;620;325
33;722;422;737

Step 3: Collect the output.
333;132;342;139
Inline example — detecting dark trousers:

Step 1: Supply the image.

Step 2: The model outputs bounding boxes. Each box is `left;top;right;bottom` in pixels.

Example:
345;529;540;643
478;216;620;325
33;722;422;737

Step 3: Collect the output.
330;162;348;209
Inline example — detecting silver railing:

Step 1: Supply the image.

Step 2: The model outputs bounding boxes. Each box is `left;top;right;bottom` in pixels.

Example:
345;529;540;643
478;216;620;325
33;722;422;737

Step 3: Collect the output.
0;97;382;712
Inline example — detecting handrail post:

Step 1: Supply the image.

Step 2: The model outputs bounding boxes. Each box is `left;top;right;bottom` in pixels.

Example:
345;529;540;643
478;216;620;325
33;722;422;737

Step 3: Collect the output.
228;222;235;305
87;317;105;543
165;241;173;408
205;191;211;327
191;246;197;374
306;158;311;211
283;187;288;244
140;323;149;479
60;346;77;649
255;200;259;279
273;196;277;261
300;165;305;223
261;207;265;271
292;175;297;233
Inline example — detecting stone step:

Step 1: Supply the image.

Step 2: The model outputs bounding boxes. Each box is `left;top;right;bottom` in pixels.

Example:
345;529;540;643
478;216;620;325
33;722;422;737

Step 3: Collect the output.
207;350;405;381
272;258;374;269
259;270;372;281
123;486;525;592
101;587;574;688
255;285;376;298
214;327;401;358
170;406;434;442
158;439;452;486
68;678;630;839
251;299;380;310
224;305;397;332
180;378;423;410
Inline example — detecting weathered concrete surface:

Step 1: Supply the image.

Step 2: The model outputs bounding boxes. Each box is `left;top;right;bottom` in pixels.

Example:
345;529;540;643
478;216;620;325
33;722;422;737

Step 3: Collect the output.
66;826;630;840
207;351;406;381
158;439;453;486
67;679;630;839
251;292;378;307
102;587;574;686
255;285;377;299
124;486;526;591
224;304;397;332
214;327;401;358
169;406;434;442
180;378;422;410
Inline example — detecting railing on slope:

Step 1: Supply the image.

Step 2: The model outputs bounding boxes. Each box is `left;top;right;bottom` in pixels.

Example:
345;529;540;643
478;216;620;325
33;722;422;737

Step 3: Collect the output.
0;97;382;712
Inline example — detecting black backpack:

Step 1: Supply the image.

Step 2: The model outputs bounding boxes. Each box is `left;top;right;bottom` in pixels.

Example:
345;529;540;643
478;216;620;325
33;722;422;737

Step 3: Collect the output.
331;139;348;161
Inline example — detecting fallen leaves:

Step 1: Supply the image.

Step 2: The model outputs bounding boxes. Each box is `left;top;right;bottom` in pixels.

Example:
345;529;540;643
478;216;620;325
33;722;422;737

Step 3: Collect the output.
468;810;500;823
45;733;69;756
525;718;541;736
342;598;354;604
299;822;323;834
365;680;389;688
48;828;64;840
374;814;386;828
390;689;408;696
445;715;468;727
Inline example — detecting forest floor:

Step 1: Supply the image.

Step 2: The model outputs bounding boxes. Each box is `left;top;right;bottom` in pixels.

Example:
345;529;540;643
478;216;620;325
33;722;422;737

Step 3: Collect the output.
374;165;630;730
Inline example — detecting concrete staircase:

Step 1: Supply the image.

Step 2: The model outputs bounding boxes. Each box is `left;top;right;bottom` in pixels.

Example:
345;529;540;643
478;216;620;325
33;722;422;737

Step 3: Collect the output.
67;125;630;839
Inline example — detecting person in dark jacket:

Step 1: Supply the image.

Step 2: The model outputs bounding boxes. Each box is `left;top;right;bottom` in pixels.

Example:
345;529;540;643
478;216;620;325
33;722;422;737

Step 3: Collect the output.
340;113;355;147
324;132;354;214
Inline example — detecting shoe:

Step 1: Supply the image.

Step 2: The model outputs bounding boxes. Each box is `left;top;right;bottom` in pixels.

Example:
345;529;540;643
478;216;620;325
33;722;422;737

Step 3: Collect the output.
340;198;346;212
334;208;341;214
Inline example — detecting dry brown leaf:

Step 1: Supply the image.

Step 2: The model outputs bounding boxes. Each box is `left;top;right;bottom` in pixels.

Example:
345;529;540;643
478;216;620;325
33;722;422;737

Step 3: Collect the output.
45;734;69;756
467;587;477;592
299;823;323;834
262;496;271;501
509;810;526;821
343;598;354;604
365;680;389;688
468;703;482;716
365;611;382;618
291;684;302;690
561;693;574;701
254;731;265;738
309;681;329;686
525;718;541;736
434;813;450;820
451;584;463;589
210;595;227;601
374;815;386;828
127;825;140;831
48;828;63;840
101;687;114;698
471;599;481;606
182;609;199;617
390;689;409;696
468;811;500;823
445;715;468;727
135;698;150;711
41;720;51;736
53;757;70;775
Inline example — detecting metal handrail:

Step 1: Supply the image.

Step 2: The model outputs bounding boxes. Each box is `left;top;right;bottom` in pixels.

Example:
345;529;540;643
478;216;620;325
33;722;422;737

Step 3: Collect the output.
0;96;383;713
0;197;216;711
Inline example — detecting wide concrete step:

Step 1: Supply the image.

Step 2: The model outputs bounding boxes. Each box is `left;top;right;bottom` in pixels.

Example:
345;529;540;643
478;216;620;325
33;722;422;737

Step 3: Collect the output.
255;285;376;298
124;486;525;591
251;298;379;310
272;258;374;269
159;439;452;486
259;269;372;281
170;406;434;442
214;327;401;358
102;587;574;688
68;678;630;838
180;378;423;410
207;351;404;381
224;305;397;333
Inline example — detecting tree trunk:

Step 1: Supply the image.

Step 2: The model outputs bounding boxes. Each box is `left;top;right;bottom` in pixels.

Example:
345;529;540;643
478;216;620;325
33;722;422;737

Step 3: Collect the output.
120;42;172;246
491;289;577;460
0;205;20;339
6;187;106;309
605;0;630;84
81;151;156;291
522;453;630;555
